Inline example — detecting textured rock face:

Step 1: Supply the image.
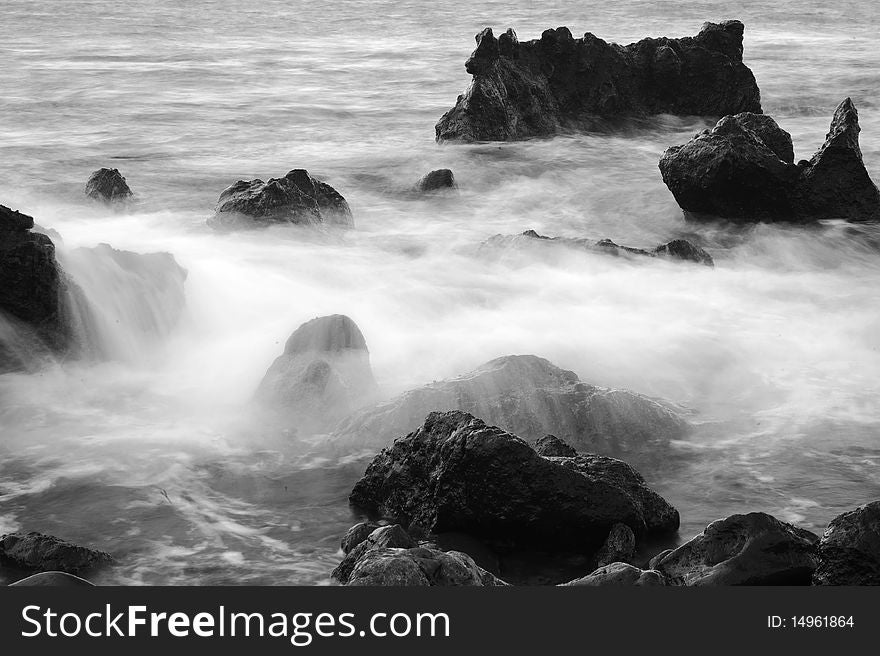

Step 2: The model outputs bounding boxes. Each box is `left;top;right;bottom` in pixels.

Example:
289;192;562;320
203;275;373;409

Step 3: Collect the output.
436;20;761;142
596;523;636;567
1;205;75;371
562;562;666;586
349;411;679;551
332;354;687;468
332;524;416;584
483;230;714;266
346;547;506;586
652;513;819;585
256;314;379;431
415;169;456;192
813;501;880;585
0;532;113;576
534;434;577;457
659;98;880;222
209;169;353;229
85;168;133;202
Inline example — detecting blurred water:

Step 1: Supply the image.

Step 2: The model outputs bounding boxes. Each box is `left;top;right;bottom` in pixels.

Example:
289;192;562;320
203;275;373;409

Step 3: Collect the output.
1;0;880;584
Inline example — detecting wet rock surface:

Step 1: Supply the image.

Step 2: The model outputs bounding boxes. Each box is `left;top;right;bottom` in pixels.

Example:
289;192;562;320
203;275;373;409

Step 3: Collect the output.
0;532;113;576
436;20;761;142
813;500;880;585
415;169;456;192
562;562;667;586
85;168;133;202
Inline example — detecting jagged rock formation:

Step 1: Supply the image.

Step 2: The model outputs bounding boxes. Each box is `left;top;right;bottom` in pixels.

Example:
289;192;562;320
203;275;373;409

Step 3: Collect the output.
349;411;680;552
0;532;113;576
415;169;457;192
813;501;880;585
659;98;880;222
483;229;714;266
651;513;819;585
436;20;761;142
331;354;687;468
256;314;379;431
85;168;133;202
208;169;353;229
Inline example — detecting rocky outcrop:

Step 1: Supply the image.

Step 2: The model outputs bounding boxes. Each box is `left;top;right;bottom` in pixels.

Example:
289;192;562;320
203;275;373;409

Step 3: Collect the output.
415;169;457;192
349;411;679;552
659;98;880;222
562;562;666;586
0;532;113;576
332;354;688;468
436;20;761;142
9;571;95;586
1;205;78;371
256;315;379;431
85;168;133;202
813;501;880;585
534;434;577;457
595;523;636;567
208;169;353;229
651;513;819;585
332;524;416;583
483;230;714;266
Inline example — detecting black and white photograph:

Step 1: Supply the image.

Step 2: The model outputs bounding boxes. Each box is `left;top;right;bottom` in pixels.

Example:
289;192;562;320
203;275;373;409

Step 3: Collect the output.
0;0;878;648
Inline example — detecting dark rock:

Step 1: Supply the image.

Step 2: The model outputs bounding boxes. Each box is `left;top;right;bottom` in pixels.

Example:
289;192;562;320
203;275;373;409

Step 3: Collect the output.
483;230;714;266
0;532;113;576
9;571;95;586
332;354;688;468
85;168;133;202
659;98;880;222
332;524;416;584
562;562;667;586
340;521;380;555
534;434;577;457
208;169;353;229
436;21;761;142
652;512;819;585
596;523;636;567
346;547;507;586
416;169;456;192
349;411;680;552
648;548;674;570
256;314;379;431
813;500;880;585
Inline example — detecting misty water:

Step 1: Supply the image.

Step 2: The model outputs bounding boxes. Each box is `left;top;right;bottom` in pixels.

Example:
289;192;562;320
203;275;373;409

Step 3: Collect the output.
1;0;880;584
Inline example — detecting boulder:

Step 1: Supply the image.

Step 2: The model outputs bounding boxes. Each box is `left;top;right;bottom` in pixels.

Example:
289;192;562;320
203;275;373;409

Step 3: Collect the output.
813;500;880;585
256;314;379;431
483;230;714;266
340;521;380;555
0;532;113;576
9;571;95;586
349;411;680;552
534;434;577;457
415;169;456;192
346;547;507;586
659;98;880;222
651;512;819;585
595;523;636;567
85;168;133;202
208;169;353;229
562;562;666;586
436;21;761;142
331;354;688;468
332;524;416;584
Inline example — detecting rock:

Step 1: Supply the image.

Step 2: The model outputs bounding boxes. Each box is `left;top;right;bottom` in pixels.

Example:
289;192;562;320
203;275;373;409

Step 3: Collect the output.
415;169;456;192
340;521;380;555
813;500;880;585
349;411;680;552
596;523;636;567
534;434;577;457
208;169;353;229
659;98;880;222
9;571;95;586
332;524;416;584
562;562;666;586
652;512;819;585
436;21;761;142
483;230;714;267
0;532;113;576
85;168;133;202
331;354;688;468
346;547;507;586
256;314;379;431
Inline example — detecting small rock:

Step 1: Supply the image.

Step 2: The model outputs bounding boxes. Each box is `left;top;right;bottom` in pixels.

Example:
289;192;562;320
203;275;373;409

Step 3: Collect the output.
0;532;113;576
415;169;456;192
562;562;666;586
340;521;380;555
85;168;133;202
596;523;636;567
332;524;416;584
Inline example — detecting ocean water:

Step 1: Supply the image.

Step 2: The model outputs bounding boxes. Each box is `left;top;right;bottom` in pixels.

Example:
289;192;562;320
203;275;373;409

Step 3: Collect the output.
1;0;879;584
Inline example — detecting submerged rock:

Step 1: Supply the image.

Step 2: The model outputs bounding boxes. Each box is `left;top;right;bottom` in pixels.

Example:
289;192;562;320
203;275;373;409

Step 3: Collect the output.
813;500;880;585
332;354;688;468
436;20;761;142
0;532;113;576
659;98;880;222
483;230;714;266
415;169;457;192
562;562;666;586
349;411;680;551
651;512;819;585
256;314;379;431
85;168;133;202
9;571;95;586
208;169;353;229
